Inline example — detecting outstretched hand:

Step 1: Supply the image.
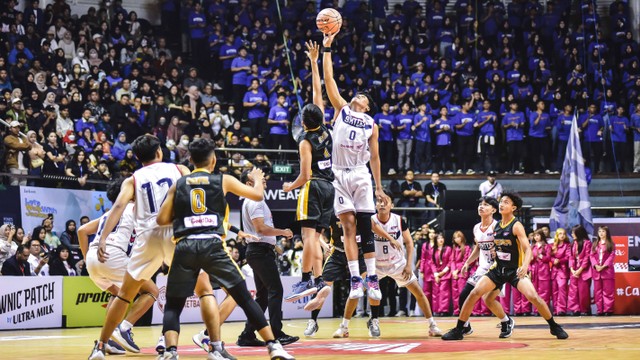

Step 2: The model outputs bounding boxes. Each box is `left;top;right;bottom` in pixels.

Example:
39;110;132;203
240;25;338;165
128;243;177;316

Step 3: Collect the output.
322;30;339;48
305;40;320;62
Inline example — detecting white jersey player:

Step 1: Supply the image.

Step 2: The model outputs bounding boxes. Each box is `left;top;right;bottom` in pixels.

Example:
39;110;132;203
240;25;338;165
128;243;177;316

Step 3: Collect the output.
344;197;441;339
322;30;390;300
89;135;190;360
457;196;509;336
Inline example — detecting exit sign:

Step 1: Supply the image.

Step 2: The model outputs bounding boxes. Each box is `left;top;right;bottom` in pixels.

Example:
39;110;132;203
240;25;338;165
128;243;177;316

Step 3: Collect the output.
273;164;292;174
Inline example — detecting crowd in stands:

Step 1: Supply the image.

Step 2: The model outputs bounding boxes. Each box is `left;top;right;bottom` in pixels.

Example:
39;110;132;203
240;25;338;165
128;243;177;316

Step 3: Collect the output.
1;0;639;190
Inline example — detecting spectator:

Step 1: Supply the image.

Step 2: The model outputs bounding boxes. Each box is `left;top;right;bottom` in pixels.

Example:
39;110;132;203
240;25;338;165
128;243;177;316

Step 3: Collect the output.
0;224;18;269
243;78;268;138
479;171;503;199
433;106;453;174
424;172;446;221
394;101;413;173
26;130;45;184
111;131;131;161
397;170;423;228
374;101;396;175
26;238;49;276
528;100;552;174
475;99;498;173
65;149;90;189
59;220;78;249
633;104;640;173
454;98;476;174
48;244;77;276
42;131;66;176
42;217;60;249
412;101;433;174
502;101;525;175
266;93;290;150
580;103;604;173
609;105;629;172
4;120;31;185
1;244;31;276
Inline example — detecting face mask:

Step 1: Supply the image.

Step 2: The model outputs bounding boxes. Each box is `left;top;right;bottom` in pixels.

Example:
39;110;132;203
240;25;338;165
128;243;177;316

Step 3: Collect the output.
69;135;75;141
213;107;220;112
159;118;167;125
228;110;235;115
77;51;85;58
181;140;189;146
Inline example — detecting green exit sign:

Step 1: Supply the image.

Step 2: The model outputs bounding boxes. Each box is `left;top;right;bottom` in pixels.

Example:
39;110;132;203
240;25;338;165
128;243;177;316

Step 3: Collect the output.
273;164;292;174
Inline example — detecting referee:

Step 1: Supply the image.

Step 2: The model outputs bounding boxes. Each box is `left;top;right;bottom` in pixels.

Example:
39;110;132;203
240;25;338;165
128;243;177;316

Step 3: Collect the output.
236;170;299;347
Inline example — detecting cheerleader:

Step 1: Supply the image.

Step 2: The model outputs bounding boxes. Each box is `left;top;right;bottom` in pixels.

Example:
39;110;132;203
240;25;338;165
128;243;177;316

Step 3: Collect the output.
551;228;570;315
531;229;551;315
431;233;452;315
420;229;437;304
591;226;615;315
450;231;471;316
568;225;593;315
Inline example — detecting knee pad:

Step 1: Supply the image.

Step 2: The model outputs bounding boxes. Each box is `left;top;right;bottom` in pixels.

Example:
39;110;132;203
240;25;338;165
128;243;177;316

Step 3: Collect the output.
356;212;375;254
162;296;187;334
459;283;474;309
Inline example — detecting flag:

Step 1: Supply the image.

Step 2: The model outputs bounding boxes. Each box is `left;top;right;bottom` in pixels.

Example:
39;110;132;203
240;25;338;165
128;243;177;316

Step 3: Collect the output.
549;114;594;235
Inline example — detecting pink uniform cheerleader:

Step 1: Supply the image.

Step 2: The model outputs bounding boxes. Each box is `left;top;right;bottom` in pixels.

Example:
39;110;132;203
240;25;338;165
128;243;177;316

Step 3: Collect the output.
551;228;570;315
591;226;615;315
531;229;551;315
431;233;452;315
450;231;471;315
568;225;592;315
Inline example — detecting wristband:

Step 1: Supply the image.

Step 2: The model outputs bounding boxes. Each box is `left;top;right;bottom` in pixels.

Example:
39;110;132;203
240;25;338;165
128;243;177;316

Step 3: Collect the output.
229;225;241;234
323;47;332;53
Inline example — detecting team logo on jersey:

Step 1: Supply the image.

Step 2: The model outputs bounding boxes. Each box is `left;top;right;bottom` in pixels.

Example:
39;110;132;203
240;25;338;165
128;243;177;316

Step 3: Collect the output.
342;114;367;128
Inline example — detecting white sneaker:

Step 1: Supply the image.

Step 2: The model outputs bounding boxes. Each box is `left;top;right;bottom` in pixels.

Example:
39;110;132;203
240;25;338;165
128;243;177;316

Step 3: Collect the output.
445;171;453;175
267;341;295;360
408;310;414;317
466;169;475;175
533;171;540;175
105;339;126;355
368;318;381;337
156;335;166;355
429;324;443;337
88;341;106;360
395;310;406;317
158;349;179;360
514;170;523;175
304;319;319;337
192;330;210;352
207;350;226;360
388;169;396;175
348;276;364;299
366;275;382;301
456;169;463;174
333;324;349;338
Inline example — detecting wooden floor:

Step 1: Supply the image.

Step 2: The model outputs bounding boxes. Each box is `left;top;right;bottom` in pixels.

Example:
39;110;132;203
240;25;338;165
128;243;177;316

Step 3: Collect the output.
1;316;639;359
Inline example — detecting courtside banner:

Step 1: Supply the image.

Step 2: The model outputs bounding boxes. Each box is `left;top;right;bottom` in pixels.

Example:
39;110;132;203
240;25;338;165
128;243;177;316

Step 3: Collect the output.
152;275;332;324
226;180;299;210
19;186;112;235
62;277;110;327
0;276;63;330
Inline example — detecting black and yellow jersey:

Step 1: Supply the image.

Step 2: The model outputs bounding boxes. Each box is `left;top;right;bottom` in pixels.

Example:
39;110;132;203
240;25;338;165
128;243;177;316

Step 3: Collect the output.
299;125;334;182
492;217;522;269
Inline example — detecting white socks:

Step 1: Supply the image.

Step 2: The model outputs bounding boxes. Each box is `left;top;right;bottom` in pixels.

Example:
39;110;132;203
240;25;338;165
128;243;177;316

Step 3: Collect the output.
212;341;222;352
364;258;376;277
428;317;436;326
501;315;509;322
341;318;350;327
348;260;360;278
120;320;133;331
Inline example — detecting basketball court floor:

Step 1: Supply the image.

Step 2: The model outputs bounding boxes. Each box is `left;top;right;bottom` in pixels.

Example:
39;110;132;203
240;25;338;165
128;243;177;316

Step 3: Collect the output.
1;316;639;359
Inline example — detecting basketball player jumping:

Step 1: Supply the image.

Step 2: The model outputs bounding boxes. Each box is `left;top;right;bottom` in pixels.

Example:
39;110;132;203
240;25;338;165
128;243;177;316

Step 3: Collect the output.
283;41;334;302
321;30;390;300
442;193;569;340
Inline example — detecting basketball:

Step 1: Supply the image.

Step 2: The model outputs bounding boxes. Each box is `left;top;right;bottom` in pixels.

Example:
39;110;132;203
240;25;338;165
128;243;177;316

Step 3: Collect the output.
316;8;342;35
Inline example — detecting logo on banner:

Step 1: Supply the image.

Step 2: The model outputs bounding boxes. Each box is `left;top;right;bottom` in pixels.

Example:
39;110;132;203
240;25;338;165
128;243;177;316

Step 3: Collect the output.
75;291;111;307
614;236;628;273
617;286;640;297
0;281;57;326
156;286;201;313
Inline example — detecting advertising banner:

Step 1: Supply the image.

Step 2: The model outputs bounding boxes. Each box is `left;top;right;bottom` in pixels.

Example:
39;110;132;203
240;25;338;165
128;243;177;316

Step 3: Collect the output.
0;186;21;228
62;277;111;328
226;180;299;210
0;276;63;330
152;275;332;324
19;186;112;235
534;218;640;314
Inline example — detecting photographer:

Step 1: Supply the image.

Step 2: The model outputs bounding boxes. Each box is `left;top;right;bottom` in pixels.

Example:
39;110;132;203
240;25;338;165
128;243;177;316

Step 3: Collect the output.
26;238;49;276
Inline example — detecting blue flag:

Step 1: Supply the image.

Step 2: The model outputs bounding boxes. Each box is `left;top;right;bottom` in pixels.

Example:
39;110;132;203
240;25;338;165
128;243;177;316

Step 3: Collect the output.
549;115;594;234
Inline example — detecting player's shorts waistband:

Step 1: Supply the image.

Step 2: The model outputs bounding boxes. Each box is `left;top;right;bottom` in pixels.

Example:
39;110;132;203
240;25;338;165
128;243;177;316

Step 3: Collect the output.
332;165;368;171
181;233;223;242
246;241;275;248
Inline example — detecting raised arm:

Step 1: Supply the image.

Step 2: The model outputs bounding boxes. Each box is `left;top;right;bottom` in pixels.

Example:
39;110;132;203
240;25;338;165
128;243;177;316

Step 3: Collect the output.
223;167;265;201
306;40;324;112
322;31;348;111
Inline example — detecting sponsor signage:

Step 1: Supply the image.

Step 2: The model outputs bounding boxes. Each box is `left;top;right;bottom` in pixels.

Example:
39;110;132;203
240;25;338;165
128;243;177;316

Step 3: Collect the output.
62;277;111;327
152;275;332;324
227;180;299;210
0;276;63;330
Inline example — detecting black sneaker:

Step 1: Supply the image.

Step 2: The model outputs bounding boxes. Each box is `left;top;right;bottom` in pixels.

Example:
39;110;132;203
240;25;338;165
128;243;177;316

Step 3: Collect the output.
499;317;515;338
276;334;300;346
462;325;473;336
236;335;266;347
550;324;569;339
441;327;464;341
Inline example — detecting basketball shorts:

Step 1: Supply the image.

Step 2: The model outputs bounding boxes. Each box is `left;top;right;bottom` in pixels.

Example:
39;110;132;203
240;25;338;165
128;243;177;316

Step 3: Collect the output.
167;237;244;298
86;245;128;291
322;248;366;282
377;258;417;288
127;226;175;281
332;166;375;216
485;266;525;290
467;265;491;287
296;179;335;230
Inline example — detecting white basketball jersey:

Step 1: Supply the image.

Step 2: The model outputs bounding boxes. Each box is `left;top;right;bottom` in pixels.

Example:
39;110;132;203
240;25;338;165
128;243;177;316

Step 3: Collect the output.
473;220;498;272
132;162;183;234
371;213;406;266
332;105;374;168
93;203;135;252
